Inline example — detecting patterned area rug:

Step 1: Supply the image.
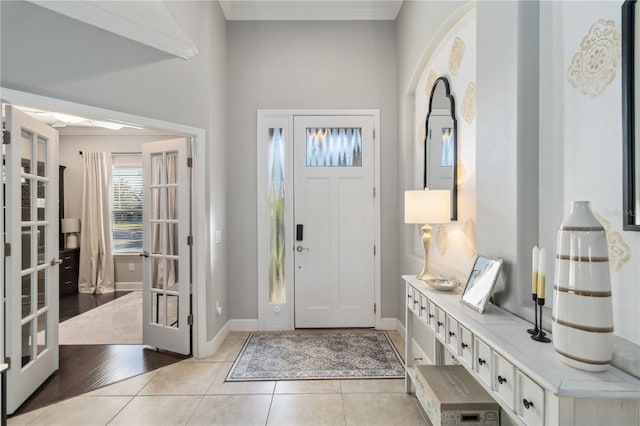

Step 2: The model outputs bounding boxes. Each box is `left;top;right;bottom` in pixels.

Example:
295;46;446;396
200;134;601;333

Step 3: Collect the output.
226;330;405;381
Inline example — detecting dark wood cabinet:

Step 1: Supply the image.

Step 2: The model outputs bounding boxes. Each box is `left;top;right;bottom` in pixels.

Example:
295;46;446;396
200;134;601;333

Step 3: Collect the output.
59;248;79;296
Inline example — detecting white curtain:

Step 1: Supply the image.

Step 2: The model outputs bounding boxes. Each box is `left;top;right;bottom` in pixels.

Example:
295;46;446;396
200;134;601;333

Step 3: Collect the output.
151;154;178;289
78;152;115;294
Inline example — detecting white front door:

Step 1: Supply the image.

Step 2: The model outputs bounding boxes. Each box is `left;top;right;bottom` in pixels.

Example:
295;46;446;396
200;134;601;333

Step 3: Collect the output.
141;138;191;355
4;106;60;414
293;116;375;328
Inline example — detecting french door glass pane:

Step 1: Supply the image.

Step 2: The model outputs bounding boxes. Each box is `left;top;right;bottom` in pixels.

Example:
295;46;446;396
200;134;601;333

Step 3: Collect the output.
306;128;362;167
268;128;285;303
22;178;32;222
21;274;32;320
37;312;47;355
22;322;33;367
36;137;47;177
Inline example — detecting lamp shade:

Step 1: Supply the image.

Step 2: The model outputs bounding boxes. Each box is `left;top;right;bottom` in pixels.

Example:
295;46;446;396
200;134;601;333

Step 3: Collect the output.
404;189;451;224
61;218;80;234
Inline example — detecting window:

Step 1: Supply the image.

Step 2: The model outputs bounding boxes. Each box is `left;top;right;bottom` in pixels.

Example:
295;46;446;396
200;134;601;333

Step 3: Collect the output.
112;155;142;252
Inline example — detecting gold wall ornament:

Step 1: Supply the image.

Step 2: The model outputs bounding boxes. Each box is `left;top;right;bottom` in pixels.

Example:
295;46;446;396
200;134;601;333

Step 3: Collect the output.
463;219;477;259
456;159;466;192
417;121;426;149
437;224;449;256
425;70;437;97
462;82;476;123
594;212;631;272
448;37;465;76
566;19;621;98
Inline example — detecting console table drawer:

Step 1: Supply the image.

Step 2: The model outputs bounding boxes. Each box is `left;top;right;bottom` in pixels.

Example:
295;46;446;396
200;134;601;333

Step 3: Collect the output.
446;316;459;354
474;337;492;387
459;325;473;368
518;371;545;425
418;294;428;322
494;352;516;410
407;286;416;310
427;301;436;329
435;307;446;340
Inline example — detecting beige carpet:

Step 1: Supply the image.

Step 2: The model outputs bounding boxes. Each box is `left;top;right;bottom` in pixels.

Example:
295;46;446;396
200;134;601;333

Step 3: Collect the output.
59;291;142;345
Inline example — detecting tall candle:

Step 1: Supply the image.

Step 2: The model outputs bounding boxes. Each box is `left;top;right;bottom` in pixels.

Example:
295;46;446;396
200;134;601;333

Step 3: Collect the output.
532;246;539;294
537;248;546;299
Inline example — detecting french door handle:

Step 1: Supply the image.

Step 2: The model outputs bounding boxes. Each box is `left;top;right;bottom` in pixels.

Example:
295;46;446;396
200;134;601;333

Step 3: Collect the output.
296;246;310;252
140;250;149;258
50;258;63;266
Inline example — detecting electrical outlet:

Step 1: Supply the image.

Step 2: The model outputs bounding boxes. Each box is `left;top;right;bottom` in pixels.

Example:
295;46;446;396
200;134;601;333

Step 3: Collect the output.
216;300;222;315
128;263;135;272
215;230;222;244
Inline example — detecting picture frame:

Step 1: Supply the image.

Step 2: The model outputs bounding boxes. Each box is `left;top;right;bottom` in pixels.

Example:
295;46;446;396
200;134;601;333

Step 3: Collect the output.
622;0;640;230
460;256;503;313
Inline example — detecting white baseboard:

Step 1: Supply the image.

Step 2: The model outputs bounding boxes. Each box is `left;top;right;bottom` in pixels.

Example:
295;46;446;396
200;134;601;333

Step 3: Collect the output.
115;281;142;291
396;319;432;364
377;317;398;330
229;319;259;332
195;320;231;359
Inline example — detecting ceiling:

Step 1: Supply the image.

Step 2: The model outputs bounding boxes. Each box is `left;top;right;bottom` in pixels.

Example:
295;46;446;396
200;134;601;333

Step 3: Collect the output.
218;0;403;21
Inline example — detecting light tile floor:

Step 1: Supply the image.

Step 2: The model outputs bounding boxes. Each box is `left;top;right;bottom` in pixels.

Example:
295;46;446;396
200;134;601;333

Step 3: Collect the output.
9;331;427;426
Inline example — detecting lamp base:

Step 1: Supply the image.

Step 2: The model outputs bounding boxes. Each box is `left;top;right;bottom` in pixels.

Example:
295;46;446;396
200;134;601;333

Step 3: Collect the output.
416;224;437;281
66;233;78;249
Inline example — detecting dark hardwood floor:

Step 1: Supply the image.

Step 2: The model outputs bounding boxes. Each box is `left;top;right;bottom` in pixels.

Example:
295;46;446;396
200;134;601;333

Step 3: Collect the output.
12;292;189;417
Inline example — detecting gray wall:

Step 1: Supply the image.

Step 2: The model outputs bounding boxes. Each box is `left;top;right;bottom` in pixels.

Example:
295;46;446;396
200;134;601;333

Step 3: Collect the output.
1;0;229;342
226;21;398;319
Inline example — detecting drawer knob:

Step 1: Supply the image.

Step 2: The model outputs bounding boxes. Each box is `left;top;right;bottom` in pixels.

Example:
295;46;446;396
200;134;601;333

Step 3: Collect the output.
497;375;507;384
414;300;419;306
420;306;426;311
428;314;434;319
448;331;455;337
437;321;444;327
461;342;468;349
478;358;486;366
408;295;412;299
522;399;534;410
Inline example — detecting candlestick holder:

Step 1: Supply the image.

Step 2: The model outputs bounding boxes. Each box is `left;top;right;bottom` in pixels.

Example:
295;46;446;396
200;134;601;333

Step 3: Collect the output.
532;297;551;343
527;293;539;335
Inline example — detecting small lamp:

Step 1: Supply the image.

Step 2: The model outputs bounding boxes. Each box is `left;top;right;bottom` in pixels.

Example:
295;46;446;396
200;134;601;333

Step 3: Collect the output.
61;218;80;249
404;188;451;281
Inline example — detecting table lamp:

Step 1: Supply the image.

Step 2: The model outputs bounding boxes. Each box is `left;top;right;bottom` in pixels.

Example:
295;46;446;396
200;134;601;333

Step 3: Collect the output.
61;218;80;249
404;188;451;281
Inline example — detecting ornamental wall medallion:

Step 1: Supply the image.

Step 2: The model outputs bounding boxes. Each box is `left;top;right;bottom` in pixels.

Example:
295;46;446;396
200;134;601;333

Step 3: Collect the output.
437;224;449;256
463;219;477;259
566;19;621;98
462;82;476;124
425;70;437;97
448;37;465;76
594;212;631;272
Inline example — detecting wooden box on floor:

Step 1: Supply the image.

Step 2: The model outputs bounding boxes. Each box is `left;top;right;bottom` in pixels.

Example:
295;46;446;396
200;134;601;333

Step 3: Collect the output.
415;365;499;426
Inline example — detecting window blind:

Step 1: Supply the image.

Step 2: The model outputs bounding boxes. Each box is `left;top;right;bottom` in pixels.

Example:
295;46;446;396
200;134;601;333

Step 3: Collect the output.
112;164;143;252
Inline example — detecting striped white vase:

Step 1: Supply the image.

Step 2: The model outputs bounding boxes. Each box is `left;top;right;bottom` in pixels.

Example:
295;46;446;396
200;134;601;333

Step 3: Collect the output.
552;201;613;372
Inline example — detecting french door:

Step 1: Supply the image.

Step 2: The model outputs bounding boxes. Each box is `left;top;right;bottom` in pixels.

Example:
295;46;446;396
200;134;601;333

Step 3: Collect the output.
293;116;375;328
141;138;191;355
4;105;60;414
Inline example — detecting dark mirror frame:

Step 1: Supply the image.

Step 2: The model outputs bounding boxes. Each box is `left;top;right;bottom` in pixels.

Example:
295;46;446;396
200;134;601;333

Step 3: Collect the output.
623;0;640;230
423;76;457;220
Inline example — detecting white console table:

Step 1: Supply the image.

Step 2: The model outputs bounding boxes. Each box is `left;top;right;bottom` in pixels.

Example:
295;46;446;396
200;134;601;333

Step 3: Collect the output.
403;275;640;426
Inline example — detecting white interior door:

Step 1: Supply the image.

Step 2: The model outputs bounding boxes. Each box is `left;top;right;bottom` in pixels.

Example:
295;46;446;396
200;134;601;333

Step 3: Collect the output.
141;138;191;355
294;116;375;328
4;105;59;414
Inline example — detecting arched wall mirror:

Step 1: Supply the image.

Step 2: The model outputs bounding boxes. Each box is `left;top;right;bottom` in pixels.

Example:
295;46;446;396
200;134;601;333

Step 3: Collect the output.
423;76;457;220
622;0;640;230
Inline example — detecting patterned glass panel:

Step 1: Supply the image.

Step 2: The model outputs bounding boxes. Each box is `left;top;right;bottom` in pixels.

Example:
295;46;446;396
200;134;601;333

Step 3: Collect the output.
268;128;285;303
306;128;362;167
